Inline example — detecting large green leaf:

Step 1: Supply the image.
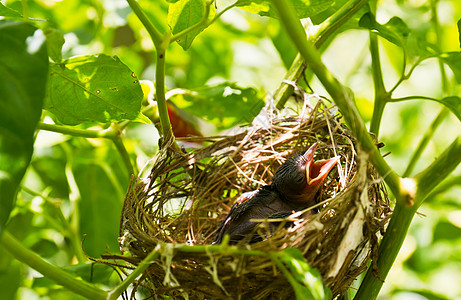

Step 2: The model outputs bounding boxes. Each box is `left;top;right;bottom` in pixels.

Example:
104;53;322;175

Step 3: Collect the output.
0;251;21;299
168;0;216;50
236;0;334;19
0;21;48;232
73;159;125;257
168;83;265;130
45;54;144;125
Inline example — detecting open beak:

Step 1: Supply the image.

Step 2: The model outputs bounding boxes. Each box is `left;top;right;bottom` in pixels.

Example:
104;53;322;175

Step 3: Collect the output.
303;143;340;185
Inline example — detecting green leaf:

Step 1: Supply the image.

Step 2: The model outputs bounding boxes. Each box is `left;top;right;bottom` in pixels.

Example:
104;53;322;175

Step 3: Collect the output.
0;251;21;299
440;52;461;83
433;220;461;242
43;28;65;63
0;3;22;18
359;13;409;47
276;248;331;300
169;83;265;130
73;161;124;257
168;0;216;50
0;21;48;232
436;96;461;121
236;0;334;19
45;54;144;125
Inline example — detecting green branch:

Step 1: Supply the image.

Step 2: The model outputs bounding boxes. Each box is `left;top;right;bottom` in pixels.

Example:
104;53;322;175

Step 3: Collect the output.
315;0;370;49
126;0;179;151
274;0;370;109
155;50;180;151
355;200;417;300
369;32;389;136
108;246;161;299
415;136;461;203
112;136;136;175
37;123;115;139
271;0;401;199
403;107;449;177
126;0;163;48
37;123;136;176
356;136;461;299
0;231;108;300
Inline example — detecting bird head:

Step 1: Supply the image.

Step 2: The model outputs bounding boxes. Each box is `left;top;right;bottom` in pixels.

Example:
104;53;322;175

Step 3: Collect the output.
272;142;340;205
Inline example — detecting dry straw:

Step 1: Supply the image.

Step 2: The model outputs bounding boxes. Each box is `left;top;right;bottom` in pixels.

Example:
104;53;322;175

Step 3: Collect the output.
104;101;391;299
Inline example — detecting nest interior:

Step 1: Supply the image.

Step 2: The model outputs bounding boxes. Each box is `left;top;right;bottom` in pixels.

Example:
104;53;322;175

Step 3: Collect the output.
112;103;391;299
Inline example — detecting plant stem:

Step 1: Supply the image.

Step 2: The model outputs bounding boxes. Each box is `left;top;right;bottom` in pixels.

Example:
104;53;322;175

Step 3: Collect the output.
274;54;305;110
108;246;161;299
314;0;369;49
402;0;450;178
354;201;417;300
369;32;388;136
274;0;370;109
112;136;136;175
271;0;401;199
37;123;115;139
155;50;180;151
403;107;449;177
414;136;461;203
356;136;461;299
38;123;136;176
388;95;438;102
21;0;29;20
126;0;163;48
0;230;108;300
126;0;179;151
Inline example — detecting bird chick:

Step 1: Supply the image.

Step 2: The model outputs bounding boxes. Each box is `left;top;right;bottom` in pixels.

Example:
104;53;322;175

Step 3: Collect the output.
213;142;340;244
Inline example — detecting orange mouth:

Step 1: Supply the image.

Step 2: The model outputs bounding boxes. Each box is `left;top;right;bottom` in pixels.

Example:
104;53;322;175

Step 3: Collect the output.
303;143;340;185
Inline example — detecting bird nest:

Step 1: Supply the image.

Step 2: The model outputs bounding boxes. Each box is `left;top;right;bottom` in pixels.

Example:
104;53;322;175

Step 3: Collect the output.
108;102;391;299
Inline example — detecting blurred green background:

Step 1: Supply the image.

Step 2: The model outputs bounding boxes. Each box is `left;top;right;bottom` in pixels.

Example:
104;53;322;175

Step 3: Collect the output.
1;0;460;299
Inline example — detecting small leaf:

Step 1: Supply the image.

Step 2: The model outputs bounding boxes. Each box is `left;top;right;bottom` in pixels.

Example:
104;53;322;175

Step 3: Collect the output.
359;13;409;47
43;28;65;63
236;0;334;19
0;21;48;232
168;0;216;50
437;96;461;121
168;83;265;130
45;54;144;125
276;248;331;300
440;52;461;83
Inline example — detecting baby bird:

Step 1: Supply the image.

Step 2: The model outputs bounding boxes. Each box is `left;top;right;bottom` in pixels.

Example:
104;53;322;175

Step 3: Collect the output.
213;142;339;244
